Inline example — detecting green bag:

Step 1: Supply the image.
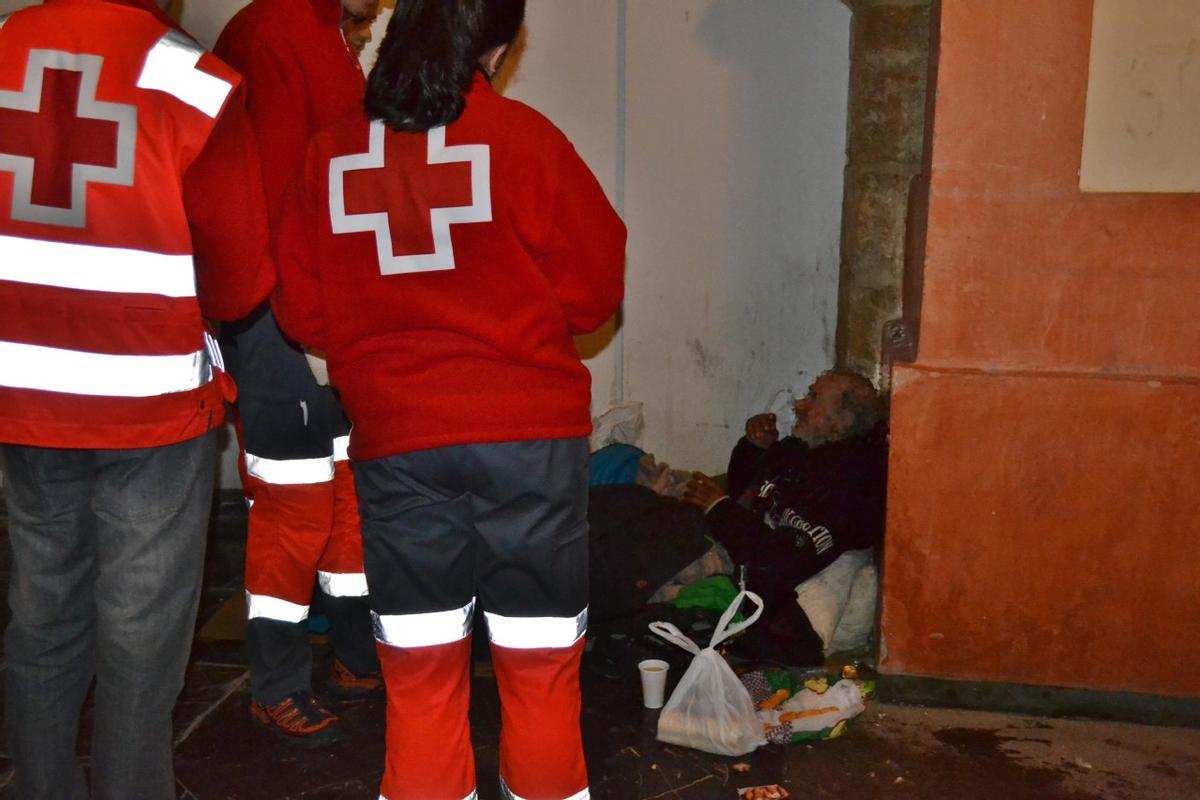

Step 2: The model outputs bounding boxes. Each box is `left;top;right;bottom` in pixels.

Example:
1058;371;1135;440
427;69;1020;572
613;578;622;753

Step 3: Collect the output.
671;575;744;622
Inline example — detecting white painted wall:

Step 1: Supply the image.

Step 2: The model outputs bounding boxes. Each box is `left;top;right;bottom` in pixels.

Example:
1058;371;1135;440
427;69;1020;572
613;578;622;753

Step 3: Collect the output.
623;0;849;472
497;1;622;414
0;0;850;479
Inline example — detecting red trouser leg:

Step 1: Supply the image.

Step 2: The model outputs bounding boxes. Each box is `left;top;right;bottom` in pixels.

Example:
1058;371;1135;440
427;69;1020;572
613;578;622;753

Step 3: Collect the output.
235;418;336;615
491;638;588;799
377;637;475;800
244;478;335;613
316;458;365;587
318;458;379;676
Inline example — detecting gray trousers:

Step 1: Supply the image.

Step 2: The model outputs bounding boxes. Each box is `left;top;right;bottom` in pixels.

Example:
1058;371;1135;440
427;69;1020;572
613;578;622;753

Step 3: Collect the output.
2;432;216;800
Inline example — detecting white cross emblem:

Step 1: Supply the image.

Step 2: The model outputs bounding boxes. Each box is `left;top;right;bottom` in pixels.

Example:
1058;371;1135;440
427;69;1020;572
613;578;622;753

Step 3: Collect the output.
0;49;137;228
329;121;492;276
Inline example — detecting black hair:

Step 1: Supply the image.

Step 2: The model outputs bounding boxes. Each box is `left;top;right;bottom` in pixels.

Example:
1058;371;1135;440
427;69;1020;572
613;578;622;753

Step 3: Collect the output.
364;0;526;132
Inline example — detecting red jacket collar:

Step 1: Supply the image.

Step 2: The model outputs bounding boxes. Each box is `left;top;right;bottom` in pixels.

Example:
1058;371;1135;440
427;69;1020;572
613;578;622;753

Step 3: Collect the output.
471;69;496;96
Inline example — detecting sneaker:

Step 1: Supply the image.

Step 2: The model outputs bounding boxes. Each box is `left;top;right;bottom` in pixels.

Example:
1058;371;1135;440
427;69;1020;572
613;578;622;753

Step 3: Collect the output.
327;656;384;697
251;691;339;746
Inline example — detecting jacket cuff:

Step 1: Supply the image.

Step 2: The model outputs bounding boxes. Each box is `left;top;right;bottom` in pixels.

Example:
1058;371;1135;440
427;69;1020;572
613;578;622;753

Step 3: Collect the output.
704;495;731;515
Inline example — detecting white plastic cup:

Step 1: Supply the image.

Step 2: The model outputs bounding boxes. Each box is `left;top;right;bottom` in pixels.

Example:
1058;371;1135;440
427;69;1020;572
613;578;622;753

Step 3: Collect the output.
638;659;669;709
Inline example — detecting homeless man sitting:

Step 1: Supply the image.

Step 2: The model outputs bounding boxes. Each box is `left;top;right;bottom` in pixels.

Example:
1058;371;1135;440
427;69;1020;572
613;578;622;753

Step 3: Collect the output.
681;370;888;666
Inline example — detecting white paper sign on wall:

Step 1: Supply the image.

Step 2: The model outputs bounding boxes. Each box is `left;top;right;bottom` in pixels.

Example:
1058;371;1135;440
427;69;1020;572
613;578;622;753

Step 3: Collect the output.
1080;0;1200;192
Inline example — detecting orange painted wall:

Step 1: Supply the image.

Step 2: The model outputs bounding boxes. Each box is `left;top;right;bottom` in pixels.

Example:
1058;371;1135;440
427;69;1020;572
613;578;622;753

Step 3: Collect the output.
880;0;1200;696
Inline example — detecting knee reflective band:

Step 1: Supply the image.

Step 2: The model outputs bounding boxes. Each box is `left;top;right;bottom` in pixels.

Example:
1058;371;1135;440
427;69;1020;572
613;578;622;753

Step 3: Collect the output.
484;607;588;649
372;598;475;648
245;591;309;623
500;779;589;800
317;570;368;597
245;453;335;485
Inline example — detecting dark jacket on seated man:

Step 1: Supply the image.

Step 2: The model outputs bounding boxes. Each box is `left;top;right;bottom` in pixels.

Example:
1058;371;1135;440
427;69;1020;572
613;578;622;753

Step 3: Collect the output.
587;483;715;624
684;371;888;665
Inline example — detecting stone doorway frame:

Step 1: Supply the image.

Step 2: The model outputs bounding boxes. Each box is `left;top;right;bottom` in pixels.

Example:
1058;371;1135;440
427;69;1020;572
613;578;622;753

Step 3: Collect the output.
836;0;938;388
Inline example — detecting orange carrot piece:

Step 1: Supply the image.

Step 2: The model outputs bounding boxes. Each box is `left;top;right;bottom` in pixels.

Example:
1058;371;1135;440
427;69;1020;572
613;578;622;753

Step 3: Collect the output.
757;688;791;710
779;706;840;723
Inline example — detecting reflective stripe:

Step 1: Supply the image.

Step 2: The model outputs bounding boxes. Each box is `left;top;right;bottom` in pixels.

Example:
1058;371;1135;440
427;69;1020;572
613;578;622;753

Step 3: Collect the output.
244;453;334;485
0;235;196;297
380;793;476;800
318;570;368;598
203;330;224;371
137;30;232;118
485;607;588;650
500;778;588;800
0;340;208;397
332;435;350;462
245;591;309;623
373;598;474;648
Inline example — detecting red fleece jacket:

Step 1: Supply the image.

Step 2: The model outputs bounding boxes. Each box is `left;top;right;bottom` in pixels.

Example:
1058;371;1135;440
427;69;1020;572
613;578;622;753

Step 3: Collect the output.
273;73;626;460
214;0;364;227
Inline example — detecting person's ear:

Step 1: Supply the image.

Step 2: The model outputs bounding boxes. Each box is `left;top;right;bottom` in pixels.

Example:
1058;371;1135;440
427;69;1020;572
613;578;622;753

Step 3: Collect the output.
480;44;510;79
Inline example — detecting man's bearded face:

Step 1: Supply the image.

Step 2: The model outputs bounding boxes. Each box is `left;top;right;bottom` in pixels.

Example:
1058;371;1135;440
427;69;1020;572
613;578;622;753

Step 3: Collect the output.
791;374;861;446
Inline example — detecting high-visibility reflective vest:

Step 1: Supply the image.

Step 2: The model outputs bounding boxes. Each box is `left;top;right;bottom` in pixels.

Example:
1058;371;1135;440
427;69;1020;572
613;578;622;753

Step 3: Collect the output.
0;0;240;449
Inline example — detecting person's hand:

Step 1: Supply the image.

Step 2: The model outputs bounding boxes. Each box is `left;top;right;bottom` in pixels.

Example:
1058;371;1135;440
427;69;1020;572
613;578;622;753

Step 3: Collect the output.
745;413;779;449
682;472;727;511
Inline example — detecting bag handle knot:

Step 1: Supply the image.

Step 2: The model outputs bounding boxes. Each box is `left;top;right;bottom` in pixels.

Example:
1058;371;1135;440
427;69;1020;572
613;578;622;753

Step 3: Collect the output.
649;589;764;654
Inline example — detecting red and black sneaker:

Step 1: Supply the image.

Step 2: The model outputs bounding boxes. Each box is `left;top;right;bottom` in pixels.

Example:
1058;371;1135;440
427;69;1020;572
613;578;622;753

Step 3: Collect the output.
327;656;384;698
250;691;339;746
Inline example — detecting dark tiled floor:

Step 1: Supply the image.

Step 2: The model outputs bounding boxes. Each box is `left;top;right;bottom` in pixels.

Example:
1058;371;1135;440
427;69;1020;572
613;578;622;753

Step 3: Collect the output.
1;503;1199;799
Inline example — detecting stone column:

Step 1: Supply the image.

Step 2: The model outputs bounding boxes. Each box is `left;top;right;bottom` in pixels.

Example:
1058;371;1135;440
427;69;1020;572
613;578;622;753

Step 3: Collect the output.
836;0;932;386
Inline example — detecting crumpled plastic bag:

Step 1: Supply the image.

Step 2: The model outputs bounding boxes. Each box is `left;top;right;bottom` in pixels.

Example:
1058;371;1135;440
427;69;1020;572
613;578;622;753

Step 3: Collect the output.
589;401;644;451
792;548;876;655
745;673;868;744
649;589;767;756
827;561;877;655
760;679;866;734
634;452;693;499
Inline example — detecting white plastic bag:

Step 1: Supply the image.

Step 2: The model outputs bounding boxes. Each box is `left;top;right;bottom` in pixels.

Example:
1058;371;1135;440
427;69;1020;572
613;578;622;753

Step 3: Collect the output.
649;589;768;756
589;401;644;451
792;548;875;654
759;679;866;734
828;562;878;655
